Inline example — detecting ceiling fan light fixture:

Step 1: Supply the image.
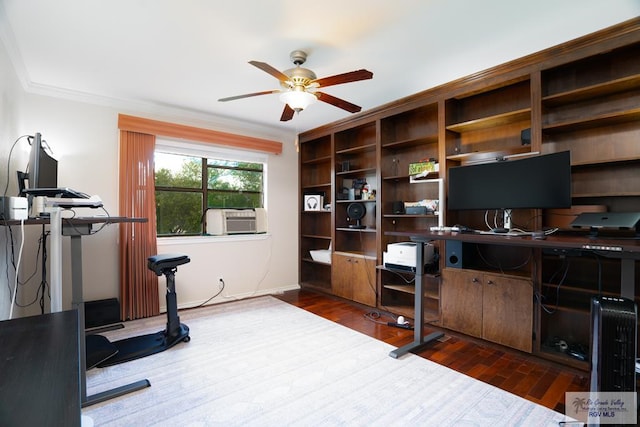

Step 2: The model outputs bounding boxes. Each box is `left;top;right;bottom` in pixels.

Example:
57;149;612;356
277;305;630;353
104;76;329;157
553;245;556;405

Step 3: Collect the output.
279;88;317;112
221;50;371;121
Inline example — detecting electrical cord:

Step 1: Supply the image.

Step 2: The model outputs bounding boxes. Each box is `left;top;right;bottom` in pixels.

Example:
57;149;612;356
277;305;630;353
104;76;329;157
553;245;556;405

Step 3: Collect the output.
4;221;45;311
38;225;49;314
364;310;400;325
231;233;273;299
9;219;25;319
386;268;416;284
61;205;112;235
250;234;274;297
218;234;273;301
189;278;226;309
3;134;31;197
538;255;570;315
589;251;603;296
483;210;559;235
473;244;532;274
485;209;511;231
365;307;441;327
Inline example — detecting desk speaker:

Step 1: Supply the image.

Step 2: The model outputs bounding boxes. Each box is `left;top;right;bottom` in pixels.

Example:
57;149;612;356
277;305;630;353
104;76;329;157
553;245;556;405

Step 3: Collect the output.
445;240;465;268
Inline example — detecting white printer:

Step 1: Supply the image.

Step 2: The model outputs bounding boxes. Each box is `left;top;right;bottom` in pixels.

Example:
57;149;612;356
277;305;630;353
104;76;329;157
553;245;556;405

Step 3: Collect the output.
383;242;434;272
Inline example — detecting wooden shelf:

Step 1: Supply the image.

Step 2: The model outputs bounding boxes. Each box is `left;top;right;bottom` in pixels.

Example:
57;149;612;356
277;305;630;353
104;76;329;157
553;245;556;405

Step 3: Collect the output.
301;234;331;240
381;135;438;149
301;155;332;165
301;210;331;215
379;305;441;323
299;19;640;371
301;257;331;265
446;108;530;133
335;143;376;155
446;147;534;163
541;282;611;297
542;74;640;106
382;284;439;300
572;190;640;198
335;199;376;203
383;214;438;218
336;167;376;176
299;281;332;292
536;348;589;370
542;107;640;133
382;173;440;181
301;183;331;190
299;133;333;298
572;156;640;167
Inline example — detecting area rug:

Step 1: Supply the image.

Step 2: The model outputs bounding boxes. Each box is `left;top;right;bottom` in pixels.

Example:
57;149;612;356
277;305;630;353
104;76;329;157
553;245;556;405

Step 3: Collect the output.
83;296;569;426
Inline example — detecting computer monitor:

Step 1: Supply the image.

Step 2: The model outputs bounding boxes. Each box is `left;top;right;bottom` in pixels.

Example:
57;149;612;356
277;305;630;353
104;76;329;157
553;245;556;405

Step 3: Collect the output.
18;132;58;194
448;151;572;227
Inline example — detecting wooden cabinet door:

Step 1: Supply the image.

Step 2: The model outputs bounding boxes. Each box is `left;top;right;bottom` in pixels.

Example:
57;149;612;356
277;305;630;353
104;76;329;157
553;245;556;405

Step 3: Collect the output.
350;255;376;307
441;269;483;338
482;273;533;353
331;253;353;300
332;253;376;306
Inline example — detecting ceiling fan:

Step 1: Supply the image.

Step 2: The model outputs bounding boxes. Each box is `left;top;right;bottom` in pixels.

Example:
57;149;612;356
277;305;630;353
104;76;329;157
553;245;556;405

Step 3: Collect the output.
218;50;373;122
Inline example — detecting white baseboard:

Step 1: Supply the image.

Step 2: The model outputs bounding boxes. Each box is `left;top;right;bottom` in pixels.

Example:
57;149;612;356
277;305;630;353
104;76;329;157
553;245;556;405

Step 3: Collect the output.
159;284;301;312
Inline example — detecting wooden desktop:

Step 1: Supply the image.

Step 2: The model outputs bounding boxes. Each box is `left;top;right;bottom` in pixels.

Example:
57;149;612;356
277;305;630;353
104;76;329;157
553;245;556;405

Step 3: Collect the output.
385;229;640;358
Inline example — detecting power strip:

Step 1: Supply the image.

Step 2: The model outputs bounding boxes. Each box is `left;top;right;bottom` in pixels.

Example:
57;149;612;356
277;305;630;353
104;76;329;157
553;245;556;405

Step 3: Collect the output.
387;322;413;330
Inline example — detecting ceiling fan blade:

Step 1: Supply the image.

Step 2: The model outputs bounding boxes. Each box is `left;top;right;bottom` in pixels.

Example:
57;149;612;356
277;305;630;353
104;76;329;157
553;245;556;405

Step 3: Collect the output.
311;69;373;88
249;61;291;83
280;104;295;122
316;92;362;113
218;90;279;102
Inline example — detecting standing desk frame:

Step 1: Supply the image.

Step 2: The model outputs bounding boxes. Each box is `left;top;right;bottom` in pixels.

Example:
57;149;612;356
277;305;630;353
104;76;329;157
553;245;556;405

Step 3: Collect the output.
5;212;150;406
385;230;640;359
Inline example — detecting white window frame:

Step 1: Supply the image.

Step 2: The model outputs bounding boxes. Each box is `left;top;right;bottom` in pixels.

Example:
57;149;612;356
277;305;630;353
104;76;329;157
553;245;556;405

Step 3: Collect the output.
155;138;269;241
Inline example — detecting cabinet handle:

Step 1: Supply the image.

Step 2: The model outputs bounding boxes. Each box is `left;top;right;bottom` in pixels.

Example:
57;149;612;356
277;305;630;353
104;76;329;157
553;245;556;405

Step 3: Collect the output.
486;280;494;285
472;277;480;284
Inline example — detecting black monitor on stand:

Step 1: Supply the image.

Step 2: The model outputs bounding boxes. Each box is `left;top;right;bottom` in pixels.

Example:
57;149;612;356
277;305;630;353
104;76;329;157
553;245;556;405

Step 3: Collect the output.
17;132;58;196
447;151;572;232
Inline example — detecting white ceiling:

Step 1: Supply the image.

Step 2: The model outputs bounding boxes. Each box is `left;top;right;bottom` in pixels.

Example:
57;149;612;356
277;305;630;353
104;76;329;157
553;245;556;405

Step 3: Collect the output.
1;1;638;135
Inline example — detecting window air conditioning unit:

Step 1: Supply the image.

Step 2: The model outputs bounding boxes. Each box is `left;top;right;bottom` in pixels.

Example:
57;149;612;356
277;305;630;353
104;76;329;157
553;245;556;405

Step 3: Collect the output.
206;208;267;235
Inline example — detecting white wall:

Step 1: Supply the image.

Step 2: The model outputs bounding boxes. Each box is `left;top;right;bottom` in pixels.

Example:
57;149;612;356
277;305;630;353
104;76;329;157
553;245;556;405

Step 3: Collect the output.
0;28;26;318
0;38;300;320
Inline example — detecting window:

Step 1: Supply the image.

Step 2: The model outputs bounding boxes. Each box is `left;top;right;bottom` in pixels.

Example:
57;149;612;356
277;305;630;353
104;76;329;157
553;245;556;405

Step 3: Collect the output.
154;141;266;237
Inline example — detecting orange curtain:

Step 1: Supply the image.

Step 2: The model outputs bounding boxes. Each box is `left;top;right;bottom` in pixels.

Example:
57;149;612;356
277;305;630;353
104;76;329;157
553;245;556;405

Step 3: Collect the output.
118;131;159;320
115;114;282;320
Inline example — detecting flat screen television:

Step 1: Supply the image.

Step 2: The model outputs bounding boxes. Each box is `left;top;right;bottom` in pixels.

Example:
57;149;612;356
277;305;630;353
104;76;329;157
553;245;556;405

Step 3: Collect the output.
18;132;58;194
448;151;572;222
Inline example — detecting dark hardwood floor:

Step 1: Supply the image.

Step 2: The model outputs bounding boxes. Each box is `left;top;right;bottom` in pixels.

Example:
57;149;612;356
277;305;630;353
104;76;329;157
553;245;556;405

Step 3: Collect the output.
274;288;589;415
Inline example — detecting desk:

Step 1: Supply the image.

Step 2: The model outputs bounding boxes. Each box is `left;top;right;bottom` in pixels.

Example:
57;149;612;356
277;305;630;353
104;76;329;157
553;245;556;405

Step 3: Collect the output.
3;215;149;406
0;310;81;426
60;216;150;406
386;237;444;358
385;230;640;358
